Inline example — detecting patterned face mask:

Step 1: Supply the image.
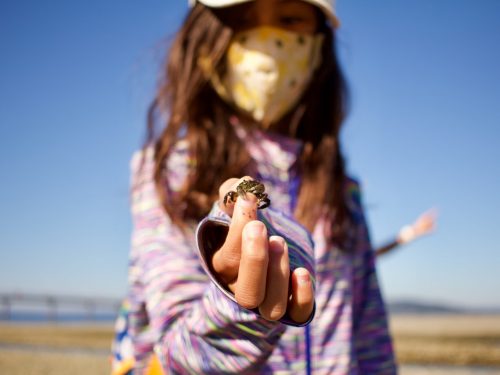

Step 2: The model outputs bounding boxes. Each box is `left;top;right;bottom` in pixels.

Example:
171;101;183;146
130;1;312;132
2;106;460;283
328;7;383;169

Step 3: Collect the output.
209;26;323;126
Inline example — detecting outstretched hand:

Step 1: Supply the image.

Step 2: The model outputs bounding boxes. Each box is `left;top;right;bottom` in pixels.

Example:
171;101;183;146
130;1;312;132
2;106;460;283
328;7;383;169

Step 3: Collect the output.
210;177;314;324
411;208;438;238
398;208;438;244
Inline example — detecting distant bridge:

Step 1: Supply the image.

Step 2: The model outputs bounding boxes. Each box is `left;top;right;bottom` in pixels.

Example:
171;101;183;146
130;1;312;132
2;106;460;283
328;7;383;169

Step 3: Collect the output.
0;292;122;321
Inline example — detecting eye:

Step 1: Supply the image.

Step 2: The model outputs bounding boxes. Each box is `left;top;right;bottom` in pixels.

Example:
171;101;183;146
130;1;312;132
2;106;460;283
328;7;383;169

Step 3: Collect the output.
236;16;252;26
275;3;318;33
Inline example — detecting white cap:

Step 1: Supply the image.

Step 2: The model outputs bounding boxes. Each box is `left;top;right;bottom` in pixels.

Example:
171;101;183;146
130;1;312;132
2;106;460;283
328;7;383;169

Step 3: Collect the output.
189;0;339;28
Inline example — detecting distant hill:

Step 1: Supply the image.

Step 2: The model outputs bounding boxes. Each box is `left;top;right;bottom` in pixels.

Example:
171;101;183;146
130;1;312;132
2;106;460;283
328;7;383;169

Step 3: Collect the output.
387;299;500;314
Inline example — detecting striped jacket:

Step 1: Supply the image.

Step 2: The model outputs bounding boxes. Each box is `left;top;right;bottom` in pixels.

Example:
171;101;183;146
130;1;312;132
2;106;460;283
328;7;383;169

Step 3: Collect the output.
120;126;396;374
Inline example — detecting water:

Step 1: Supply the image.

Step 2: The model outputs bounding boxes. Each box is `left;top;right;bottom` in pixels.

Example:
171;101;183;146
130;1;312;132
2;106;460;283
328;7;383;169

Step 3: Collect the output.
0;343;109;356
1;311;117;323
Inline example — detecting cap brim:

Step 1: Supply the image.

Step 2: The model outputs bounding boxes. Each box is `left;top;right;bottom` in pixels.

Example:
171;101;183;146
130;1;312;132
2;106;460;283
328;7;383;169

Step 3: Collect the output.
193;0;339;28
194;0;252;7
190;0;253;8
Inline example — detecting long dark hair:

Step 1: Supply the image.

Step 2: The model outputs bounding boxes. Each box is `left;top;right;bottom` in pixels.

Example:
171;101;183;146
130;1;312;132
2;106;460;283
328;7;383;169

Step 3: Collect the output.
144;4;353;246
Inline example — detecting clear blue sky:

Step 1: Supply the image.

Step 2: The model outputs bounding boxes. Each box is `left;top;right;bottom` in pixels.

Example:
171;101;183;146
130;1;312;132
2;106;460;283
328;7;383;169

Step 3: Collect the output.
1;0;499;308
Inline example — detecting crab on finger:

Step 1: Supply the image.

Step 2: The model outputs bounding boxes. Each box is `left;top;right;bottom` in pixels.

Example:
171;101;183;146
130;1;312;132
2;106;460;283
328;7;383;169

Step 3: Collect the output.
223;179;270;210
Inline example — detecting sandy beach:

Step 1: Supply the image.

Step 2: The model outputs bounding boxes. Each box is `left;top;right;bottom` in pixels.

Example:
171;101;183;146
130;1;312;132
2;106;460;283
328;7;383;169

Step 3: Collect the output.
1;314;499;374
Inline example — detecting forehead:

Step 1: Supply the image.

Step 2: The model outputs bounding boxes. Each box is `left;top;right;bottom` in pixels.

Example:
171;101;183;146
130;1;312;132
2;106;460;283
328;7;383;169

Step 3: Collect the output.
215;0;321;27
211;0;326;35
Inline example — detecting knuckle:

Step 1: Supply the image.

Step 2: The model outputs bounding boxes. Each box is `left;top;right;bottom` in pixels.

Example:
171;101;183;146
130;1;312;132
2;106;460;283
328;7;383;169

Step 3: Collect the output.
220;246;241;265
242;228;267;250
242;221;266;241
223;256;241;272
242;247;268;263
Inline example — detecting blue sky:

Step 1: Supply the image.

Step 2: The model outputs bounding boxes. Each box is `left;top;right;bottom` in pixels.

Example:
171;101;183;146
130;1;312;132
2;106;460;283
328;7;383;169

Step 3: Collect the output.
1;0;499;308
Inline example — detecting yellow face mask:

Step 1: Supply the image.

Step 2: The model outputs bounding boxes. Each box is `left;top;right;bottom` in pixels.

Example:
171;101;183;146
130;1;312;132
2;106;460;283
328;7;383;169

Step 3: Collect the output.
209;26;323;126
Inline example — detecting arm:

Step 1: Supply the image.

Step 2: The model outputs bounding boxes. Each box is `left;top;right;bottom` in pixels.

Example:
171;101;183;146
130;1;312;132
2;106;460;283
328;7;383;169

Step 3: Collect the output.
127;152;287;374
375;208;438;257
127;152;315;374
374;239;399;257
141;235;286;374
350;183;397;373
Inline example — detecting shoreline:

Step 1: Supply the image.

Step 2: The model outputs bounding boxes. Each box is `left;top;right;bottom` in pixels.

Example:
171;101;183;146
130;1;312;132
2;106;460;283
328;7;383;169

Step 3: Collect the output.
1;314;500;373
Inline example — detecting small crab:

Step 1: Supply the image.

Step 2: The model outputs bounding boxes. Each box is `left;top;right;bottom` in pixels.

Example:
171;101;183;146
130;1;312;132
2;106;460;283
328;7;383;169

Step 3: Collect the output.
223;179;270;210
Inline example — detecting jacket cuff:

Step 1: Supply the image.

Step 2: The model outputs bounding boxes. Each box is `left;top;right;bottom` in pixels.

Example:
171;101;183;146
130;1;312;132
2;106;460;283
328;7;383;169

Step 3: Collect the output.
195;204;316;327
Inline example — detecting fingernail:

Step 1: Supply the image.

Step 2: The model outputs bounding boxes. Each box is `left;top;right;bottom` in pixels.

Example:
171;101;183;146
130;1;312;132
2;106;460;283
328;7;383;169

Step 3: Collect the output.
295;268;310;285
269;236;285;253
245;221;266;237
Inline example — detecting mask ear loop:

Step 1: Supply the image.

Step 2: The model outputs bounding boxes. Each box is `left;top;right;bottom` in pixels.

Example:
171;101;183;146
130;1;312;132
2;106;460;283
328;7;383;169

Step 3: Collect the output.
310;33;324;72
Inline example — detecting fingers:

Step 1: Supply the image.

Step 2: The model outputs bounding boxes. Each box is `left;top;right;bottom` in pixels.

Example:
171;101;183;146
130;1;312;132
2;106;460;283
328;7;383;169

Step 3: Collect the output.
259;236;289;321
212;192;259;280
288;268;314;324
214;176;314;324
235;221;269;309
418;209;438;234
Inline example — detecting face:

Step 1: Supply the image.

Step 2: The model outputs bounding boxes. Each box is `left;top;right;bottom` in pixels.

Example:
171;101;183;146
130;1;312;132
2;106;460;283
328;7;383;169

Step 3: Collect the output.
217;0;321;35
208;0;325;126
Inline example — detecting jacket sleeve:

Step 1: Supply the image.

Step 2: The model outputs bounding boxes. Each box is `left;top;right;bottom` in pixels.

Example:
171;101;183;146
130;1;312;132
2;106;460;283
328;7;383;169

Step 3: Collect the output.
349;180;397;374
126;147;310;374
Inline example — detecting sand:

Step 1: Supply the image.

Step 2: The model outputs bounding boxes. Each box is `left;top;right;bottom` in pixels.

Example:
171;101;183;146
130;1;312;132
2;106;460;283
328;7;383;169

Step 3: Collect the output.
1;314;499;374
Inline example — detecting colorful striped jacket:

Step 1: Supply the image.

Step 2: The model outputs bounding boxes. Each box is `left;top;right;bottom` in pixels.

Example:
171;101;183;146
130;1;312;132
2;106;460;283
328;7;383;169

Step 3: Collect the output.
117;126;396;374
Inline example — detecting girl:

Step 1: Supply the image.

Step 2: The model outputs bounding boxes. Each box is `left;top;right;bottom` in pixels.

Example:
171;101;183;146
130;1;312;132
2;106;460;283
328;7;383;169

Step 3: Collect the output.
112;0;397;373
